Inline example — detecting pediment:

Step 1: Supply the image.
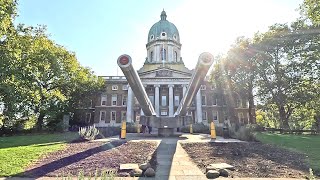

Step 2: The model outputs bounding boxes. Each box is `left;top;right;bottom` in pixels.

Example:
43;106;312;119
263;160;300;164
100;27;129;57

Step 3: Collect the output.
138;67;192;78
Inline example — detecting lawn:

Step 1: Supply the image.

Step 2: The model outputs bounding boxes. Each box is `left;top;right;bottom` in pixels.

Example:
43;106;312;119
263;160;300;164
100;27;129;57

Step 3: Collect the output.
255;132;320;174
0;132;78;177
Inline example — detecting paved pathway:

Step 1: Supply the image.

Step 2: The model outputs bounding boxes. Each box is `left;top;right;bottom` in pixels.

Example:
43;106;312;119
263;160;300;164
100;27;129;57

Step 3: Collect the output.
155;138;207;180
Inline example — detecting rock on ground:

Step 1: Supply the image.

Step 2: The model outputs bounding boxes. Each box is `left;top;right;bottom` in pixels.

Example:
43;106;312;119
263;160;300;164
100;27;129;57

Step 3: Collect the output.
144;167;155;177
206;170;220;179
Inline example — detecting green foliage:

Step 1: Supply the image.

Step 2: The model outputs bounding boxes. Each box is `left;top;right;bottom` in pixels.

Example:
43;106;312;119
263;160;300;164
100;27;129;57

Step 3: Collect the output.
126;122;139;133
300;0;320;26
255;132;320;174
0;132;77;176
79;125;99;141
0;18;104;133
228;124;256;141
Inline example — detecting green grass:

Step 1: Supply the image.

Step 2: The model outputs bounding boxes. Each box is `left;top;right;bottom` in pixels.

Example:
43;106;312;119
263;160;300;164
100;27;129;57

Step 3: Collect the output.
255;132;320;173
0;132;78;177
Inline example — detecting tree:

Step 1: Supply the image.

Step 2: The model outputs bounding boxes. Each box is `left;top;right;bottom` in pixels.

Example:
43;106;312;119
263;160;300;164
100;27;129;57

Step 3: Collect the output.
300;0;320;26
0;25;104;132
254;23;317;129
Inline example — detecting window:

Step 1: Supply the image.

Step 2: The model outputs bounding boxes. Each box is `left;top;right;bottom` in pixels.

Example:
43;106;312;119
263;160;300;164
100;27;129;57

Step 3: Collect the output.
236;98;241;107
202;111;207;121
211;84;216;90
111;111;116;121
100;111;106;121
200;85;206;90
122;95;127;106
122;85;128;90
150;35;154;40
213;111;218;121
242;100;248;108
150;51;154;62
173;34;177;40
161;48;166;60
238;112;245;124
161;95;167;106
101;96;107;106
161;110;167;116
174;95;180;106
161;32;166;36
212;95;217;105
222;96;227;106
149;96;154;106
85;113;91;123
89;100;93;108
201;95;206;106
111;94;117;106
121;111;126;121
112;85;118;90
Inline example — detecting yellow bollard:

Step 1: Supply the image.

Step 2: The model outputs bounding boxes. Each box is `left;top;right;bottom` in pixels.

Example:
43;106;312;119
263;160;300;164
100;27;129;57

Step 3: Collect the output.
121;121;126;139
190;124;193;134
137;123;140;134
210;121;216;139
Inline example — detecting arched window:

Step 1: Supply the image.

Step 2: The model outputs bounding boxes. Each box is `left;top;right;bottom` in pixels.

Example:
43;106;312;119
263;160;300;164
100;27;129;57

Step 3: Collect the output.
174;51;177;61
161;48;166;60
150;51;153;62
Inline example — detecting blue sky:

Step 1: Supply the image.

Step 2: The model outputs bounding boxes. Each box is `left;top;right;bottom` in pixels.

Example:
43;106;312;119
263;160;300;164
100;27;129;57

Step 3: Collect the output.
16;0;303;76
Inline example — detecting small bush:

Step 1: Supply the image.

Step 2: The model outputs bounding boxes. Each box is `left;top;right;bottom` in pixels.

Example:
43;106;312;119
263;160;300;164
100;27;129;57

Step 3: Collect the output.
229;124;256;141
126;122;140;133
97;126;120;138
180;123;209;134
79;125;100;140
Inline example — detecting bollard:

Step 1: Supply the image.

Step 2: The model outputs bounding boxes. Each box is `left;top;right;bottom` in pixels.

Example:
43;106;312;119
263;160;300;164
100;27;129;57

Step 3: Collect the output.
210;121;216;139
120;121;126;139
190;124;193;134
137;123;140;134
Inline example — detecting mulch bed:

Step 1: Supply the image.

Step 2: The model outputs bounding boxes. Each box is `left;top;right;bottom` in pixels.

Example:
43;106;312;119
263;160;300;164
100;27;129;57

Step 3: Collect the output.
23;140;158;177
181;142;310;178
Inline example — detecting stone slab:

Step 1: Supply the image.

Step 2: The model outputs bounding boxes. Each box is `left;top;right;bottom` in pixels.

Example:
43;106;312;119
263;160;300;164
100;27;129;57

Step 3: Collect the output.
208;163;235;170
119;163;139;170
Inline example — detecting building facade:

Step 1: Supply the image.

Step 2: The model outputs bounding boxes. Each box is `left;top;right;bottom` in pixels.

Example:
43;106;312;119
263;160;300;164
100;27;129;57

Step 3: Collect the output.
88;11;253;127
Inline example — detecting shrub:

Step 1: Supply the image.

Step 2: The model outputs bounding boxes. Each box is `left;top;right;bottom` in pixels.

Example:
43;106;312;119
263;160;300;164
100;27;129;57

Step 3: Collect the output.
96;126;120;138
79;125;100;140
228;124;256;141
180;123;209;134
126;122;140;133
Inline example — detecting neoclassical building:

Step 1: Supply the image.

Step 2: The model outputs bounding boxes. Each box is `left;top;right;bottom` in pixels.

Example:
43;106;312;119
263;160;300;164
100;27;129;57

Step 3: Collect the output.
86;10;252;127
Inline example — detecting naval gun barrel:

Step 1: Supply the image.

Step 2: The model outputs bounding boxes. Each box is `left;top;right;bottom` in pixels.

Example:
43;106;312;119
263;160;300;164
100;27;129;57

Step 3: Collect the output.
117;54;156;116
175;52;214;116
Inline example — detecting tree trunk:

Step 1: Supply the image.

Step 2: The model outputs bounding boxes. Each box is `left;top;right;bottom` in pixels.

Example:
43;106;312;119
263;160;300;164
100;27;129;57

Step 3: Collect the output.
278;105;289;130
36;112;45;131
248;76;255;124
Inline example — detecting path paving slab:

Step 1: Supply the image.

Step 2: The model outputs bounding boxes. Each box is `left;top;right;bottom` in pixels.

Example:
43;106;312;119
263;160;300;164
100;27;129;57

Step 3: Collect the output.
119;163;139;170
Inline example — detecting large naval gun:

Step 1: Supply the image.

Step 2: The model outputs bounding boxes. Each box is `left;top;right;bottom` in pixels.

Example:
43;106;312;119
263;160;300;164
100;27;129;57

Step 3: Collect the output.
117;52;214;136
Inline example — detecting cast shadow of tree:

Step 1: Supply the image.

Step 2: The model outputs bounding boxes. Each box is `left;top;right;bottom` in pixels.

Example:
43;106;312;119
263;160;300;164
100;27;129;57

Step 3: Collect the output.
16;140;125;178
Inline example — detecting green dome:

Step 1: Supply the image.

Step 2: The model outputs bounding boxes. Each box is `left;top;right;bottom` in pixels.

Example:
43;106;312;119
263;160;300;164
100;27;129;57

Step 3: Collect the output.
148;10;180;43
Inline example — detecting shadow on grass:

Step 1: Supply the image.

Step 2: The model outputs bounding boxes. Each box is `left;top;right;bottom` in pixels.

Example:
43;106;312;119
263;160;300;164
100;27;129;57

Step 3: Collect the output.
15;140;125;178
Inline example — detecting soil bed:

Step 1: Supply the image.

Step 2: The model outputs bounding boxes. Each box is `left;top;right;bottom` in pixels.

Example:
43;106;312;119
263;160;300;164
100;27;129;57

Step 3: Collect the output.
181;142;309;178
23;140;158;177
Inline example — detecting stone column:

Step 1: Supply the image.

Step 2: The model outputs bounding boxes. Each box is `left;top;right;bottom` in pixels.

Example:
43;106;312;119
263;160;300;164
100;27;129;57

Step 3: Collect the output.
154;85;160;117
168;84;174;117
126;86;134;122
196;90;202;123
182;85;187;96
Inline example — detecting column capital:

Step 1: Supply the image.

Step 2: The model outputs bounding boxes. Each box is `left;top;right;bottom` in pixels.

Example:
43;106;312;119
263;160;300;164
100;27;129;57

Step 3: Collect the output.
168;84;174;88
182;84;188;88
154;84;161;88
